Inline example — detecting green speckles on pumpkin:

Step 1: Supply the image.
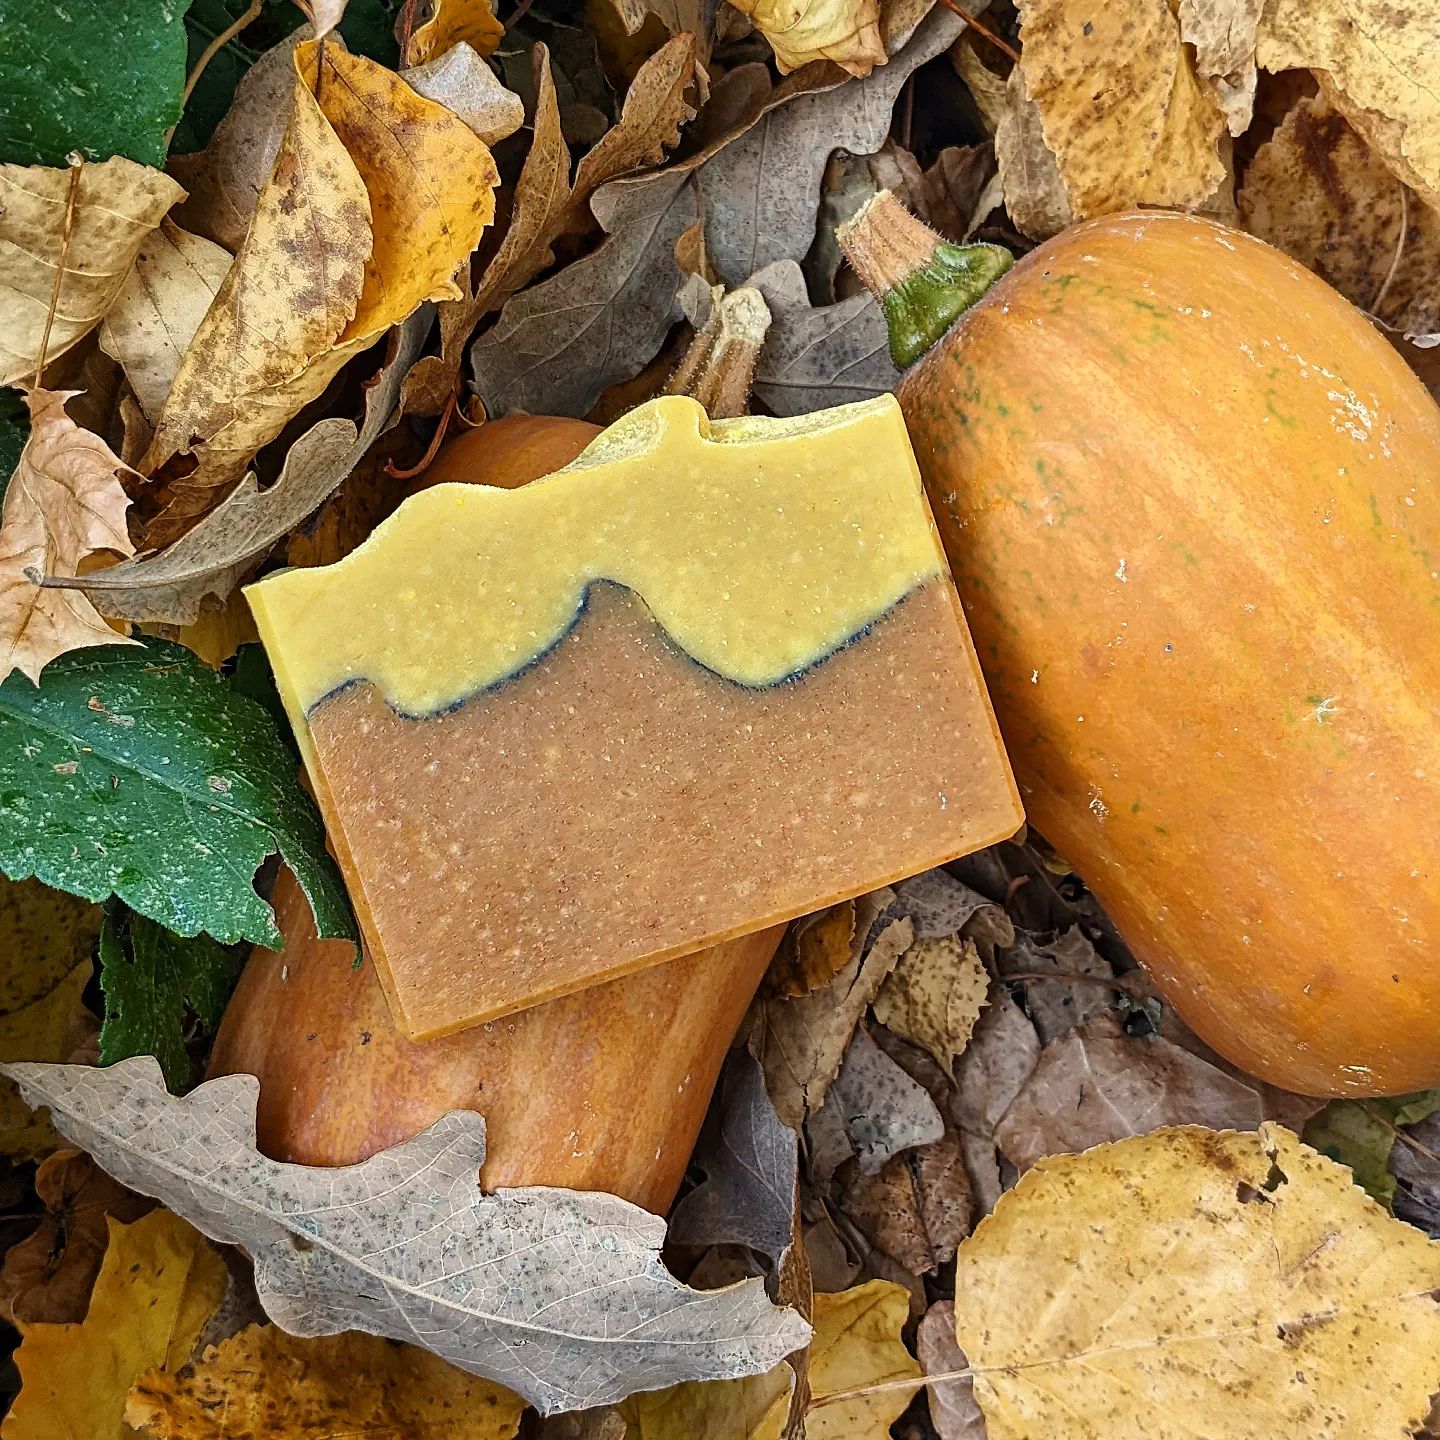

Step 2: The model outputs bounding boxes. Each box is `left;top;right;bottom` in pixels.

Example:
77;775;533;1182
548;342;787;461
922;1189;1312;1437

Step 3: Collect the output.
1264;388;1300;430
1131;800;1144;814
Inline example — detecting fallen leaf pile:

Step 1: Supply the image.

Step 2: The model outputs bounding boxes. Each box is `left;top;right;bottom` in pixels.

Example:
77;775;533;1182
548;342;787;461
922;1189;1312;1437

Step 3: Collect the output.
1;0;1440;1435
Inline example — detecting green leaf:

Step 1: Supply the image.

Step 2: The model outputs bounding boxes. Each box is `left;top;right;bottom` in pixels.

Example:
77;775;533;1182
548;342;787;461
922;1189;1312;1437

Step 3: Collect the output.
1304;1089;1440;1209
0;638;354;951
99;906;238;1091
0;0;194;168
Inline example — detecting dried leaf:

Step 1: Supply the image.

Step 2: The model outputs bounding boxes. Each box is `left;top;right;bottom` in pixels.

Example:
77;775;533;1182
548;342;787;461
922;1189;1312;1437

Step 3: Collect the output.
892;145;997;242
954;1125;1440;1439
619;1282;919;1440
0;389;138;685
610;0;722;68
0;960;92;1159
403;0;506;64
97;221;233;423
749;890;912;1129
892;868;1012;950
1014;0;1226;217
0;1149;152;1327
0;875;101;1014
996;925;1116;1041
126;1324;525;1439
0;158;183;387
4;1209;227;1440
822;1027;944;1174
404;43;526;145
6;1057;811;1415
1179;0;1263;134
299;0;351;39
73;312;428;625
1240;95;1440;341
749;259;900;415
770;901;857;999
916;1302;985;1440
994;67;1074;241
728;0;885;76
874;935;988;1079
994;1021;1266;1172
145;42;498;539
1257;0;1440;212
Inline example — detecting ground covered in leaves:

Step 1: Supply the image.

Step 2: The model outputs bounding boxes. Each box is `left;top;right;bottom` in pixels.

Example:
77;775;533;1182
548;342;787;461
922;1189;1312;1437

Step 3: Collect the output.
1;0;1440;1435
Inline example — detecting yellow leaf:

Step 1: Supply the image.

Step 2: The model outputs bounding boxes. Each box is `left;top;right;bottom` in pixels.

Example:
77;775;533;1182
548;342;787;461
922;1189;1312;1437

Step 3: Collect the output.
0;158;183;387
770;900;856;998
125;1325;525;1439
0;388;140;684
953;1124;1440;1440
3;1210;226;1440
0;876;101;1014
1014;0;1226;218
1257;0;1440;213
0;959;92;1158
873;933;988;1078
728;0;884;76
620;1282;920;1439
144;42;498;542
98;220;233;424
404;0;506;64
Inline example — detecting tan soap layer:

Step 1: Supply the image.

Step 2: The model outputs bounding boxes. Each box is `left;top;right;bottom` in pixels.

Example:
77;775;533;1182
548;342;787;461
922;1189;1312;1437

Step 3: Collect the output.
247;395;945;716
308;578;1021;1040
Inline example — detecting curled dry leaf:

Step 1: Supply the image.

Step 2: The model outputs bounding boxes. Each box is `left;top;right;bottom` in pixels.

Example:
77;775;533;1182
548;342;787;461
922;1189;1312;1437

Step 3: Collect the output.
1240;95;1440;342
402;0;506;65
125;1325;525;1439
727;0;885;77
917;1302;985;1440
98;220;233;424
0;389;138;685
5;1210;226;1440
620;1282;919;1440
144;41;498;543
1178;0;1263;135
1014;0;1226;218
0;158;183;387
769;900;857;998
994;68;1073;240
873;934;988;1079
404;43;526;146
954;1125;1440;1440
5;1057;810;1415
0;1148;152;1327
1257;0;1440;212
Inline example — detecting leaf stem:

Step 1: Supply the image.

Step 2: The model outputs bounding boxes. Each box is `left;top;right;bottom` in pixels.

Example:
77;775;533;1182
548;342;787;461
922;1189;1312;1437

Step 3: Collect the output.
1358;1099;1440;1168
33;154;85;386
808;1363;976;1411
179;0;264;115
938;0;1020;64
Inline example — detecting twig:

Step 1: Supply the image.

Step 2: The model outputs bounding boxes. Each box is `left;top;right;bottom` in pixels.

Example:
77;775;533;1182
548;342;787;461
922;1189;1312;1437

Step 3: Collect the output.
1358;1100;1440;1168
506;0;541;29
33;153;85;386
387;391;460;479
1368;184;1408;319
938;0;1021;64
179;0;263;115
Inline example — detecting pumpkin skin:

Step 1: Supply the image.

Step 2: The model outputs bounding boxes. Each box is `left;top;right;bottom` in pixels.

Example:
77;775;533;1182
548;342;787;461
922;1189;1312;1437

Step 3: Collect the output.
210;868;781;1212
211;413;780;1212
898;211;1440;1096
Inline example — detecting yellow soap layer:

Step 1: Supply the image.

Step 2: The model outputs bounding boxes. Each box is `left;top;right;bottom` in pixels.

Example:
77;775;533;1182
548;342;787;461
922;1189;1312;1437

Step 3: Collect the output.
245;394;946;716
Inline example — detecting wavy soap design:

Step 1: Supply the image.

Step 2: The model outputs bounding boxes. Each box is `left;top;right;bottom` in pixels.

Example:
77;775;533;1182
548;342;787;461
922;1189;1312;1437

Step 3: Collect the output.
244;393;1021;1040
246;395;947;717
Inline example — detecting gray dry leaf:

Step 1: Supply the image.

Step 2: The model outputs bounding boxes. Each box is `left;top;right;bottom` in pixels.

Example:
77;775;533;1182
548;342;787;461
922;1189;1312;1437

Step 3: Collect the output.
98;220;233;422
4;1057;810;1415
894;868;1014;960
873;934;989;1079
994;68;1073;241
749;889;913;1130
750;259;900;415
0;158;184;387
1178;0;1263;135
994;1020;1265;1172
403;43;526;145
824;1025;945;1174
997;926;1117;1042
1239;94;1440;342
918;1302;986;1440
76;311;429;625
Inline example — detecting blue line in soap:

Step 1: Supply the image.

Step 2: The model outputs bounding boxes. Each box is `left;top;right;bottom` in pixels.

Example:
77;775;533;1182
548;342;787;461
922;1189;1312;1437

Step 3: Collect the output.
308;575;937;722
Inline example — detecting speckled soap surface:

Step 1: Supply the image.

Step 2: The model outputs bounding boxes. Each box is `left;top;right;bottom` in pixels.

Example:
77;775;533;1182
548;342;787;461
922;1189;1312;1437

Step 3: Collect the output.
246;395;1022;1040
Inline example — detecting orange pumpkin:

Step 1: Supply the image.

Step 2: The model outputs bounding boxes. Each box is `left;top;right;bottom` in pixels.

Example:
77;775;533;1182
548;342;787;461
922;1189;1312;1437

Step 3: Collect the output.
845;199;1440;1096
212;414;779;1212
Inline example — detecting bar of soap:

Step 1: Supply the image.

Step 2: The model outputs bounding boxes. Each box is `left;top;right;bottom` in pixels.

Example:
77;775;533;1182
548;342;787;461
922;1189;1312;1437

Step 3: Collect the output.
246;395;1022;1040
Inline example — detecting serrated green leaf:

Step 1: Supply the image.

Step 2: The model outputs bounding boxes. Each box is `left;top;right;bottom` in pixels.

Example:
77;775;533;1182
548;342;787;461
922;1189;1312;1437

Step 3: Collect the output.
0;638;355;950
0;0;193;168
99;907;237;1090
1304;1089;1440;1209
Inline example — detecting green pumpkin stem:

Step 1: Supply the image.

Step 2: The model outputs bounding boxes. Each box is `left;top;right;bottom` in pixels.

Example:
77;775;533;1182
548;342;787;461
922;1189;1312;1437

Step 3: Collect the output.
839;190;1014;369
